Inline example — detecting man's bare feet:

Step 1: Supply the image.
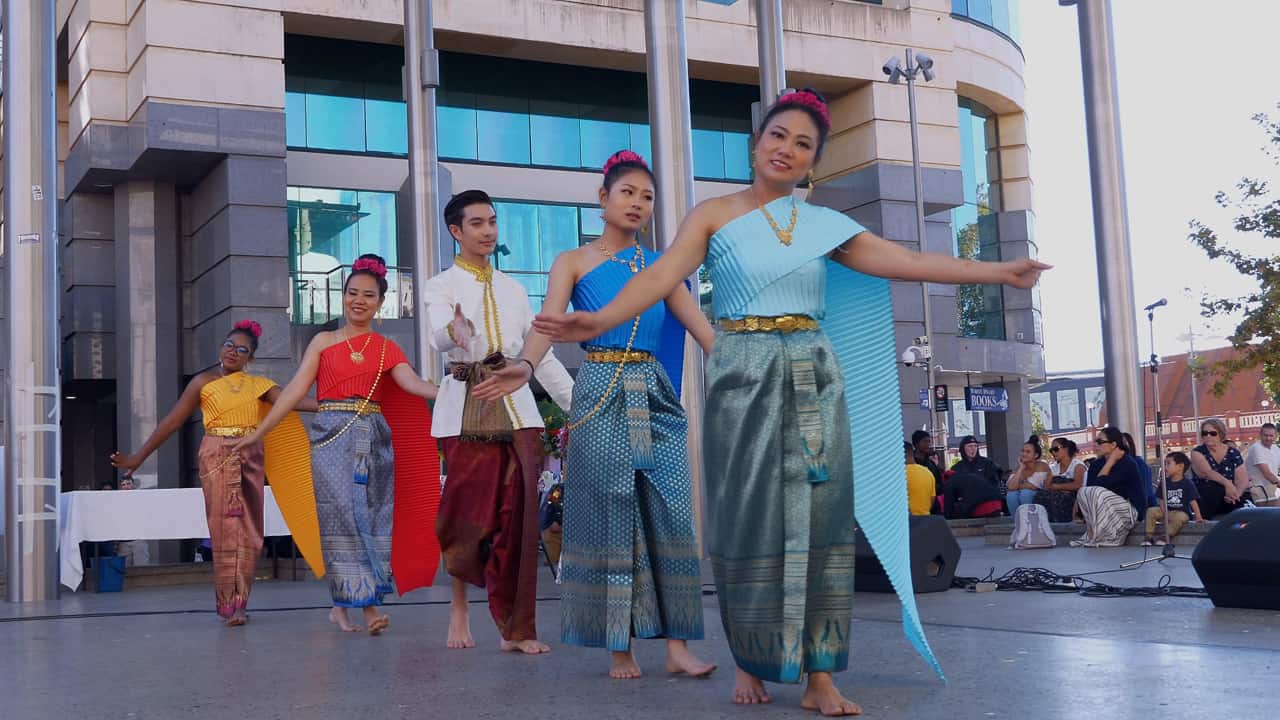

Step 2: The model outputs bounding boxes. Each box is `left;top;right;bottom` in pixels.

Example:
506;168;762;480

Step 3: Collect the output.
732;668;770;704
328;607;362;632
665;640;717;677
609;650;642;679
800;672;862;716
500;639;552;655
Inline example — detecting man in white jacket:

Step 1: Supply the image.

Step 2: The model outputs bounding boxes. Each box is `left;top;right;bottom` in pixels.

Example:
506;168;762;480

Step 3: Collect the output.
425;189;573;655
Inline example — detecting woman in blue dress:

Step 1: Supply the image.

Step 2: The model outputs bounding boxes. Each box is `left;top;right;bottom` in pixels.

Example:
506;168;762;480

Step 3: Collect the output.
535;90;1047;715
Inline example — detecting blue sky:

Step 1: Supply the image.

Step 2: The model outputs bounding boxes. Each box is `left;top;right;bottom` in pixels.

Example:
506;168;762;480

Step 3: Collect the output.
1020;1;1278;372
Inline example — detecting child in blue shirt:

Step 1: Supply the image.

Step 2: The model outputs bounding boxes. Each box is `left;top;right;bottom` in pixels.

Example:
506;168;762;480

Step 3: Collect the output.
1143;451;1204;545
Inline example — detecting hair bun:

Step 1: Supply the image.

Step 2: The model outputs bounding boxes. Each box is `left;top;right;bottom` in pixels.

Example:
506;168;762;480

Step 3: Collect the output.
233;319;263;338
352;256;388;279
775;88;831;131
603;149;649;177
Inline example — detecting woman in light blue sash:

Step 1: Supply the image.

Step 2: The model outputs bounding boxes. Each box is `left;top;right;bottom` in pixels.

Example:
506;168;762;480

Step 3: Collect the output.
536;90;1048;715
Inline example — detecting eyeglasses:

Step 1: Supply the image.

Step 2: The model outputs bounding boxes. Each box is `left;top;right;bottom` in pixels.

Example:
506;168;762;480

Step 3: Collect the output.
1051;445;1063;452
1095;438;1114;445
1200;429;1219;437
222;340;251;355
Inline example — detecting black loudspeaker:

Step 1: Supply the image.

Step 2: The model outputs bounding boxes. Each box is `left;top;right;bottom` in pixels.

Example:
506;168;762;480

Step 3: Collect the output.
1192;507;1280;610
855;515;961;594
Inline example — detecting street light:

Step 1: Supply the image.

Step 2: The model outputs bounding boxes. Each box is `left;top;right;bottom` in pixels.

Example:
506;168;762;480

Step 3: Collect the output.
884;48;942;448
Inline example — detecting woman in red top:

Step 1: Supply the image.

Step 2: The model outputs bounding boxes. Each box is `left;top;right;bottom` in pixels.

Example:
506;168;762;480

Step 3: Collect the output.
239;254;440;634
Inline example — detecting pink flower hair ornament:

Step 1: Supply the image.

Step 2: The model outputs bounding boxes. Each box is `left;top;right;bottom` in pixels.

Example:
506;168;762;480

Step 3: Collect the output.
603;149;649;176
351;257;388;278
233;319;263;338
775;90;830;132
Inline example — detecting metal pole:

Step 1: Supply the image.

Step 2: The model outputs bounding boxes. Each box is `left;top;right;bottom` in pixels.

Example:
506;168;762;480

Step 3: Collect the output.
905;49;941;446
754;0;785;110
4;0;62;601
405;0;444;380
1187;327;1200;432
643;0;705;542
1067;0;1143;440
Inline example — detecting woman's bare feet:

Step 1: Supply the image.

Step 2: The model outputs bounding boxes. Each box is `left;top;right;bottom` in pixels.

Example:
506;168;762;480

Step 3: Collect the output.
500;639;551;655
329;607;362;632
665;640;717;677
732;668;770;705
609;650;643;679
800;672;862;716
363;606;389;636
225;608;249;627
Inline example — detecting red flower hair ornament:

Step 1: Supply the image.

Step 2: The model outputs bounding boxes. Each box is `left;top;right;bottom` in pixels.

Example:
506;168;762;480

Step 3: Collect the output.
775;90;830;132
233;319;263;338
603;149;649;176
352;257;387;278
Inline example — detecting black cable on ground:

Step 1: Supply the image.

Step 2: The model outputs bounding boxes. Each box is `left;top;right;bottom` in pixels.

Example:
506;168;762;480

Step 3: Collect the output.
951;565;1208;599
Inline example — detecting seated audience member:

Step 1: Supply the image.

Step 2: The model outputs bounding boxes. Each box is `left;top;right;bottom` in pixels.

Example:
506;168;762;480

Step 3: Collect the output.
1143;451;1204;546
1191;418;1248;519
943;472;1004;519
951;435;1004;493
1071;427;1147;547
905;441;935;516
1035;438;1087;522
1245;423;1280;507
912;430;943;494
1006;435;1051;516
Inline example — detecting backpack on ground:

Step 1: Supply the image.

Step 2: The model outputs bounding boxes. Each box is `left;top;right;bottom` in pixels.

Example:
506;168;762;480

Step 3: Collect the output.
1010;503;1056;549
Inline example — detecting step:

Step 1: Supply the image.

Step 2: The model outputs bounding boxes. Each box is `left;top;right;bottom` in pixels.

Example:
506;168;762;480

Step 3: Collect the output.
83;557;317;592
945;517;999;537
982;519;1216;548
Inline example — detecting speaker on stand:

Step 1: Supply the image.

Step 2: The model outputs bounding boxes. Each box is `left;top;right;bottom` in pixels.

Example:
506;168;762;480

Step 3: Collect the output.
855;515;961;594
1192;507;1280;610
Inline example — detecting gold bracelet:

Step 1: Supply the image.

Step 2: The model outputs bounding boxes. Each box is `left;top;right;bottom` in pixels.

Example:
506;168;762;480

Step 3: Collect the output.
446;322;460;346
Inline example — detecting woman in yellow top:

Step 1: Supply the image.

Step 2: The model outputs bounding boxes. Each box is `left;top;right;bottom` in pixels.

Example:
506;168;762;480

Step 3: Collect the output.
111;320;321;626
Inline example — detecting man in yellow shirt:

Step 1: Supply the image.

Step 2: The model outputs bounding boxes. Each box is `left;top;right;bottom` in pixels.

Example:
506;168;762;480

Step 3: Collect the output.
905;441;936;515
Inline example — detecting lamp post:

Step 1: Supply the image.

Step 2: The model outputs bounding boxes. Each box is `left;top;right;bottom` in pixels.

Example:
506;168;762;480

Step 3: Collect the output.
884;49;940;445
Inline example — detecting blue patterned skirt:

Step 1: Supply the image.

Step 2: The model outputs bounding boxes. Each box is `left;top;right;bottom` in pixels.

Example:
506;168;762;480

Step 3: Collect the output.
560;357;704;650
704;329;856;683
311;404;395;607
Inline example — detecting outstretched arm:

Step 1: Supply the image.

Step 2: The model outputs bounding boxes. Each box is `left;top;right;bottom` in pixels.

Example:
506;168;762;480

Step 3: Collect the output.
232;335;324;450
534;203;717;342
390;363;439;400
109;375;206;477
664;282;715;355
833;231;1050;288
264;385;319;412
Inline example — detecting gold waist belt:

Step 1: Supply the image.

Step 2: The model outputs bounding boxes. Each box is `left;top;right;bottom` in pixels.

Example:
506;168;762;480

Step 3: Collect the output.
718;315;818;334
318;400;382;415
206;426;256;438
585;349;654;364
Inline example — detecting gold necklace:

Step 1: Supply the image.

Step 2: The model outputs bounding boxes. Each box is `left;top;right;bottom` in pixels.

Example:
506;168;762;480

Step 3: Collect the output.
221;369;246;393
759;197;799;246
344;329;373;364
596;241;642;272
451;255;524;426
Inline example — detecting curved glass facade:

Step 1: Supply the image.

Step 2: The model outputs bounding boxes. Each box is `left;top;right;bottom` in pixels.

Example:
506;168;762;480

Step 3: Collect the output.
953;97;1005;340
951;0;1021;46
285;36;756;182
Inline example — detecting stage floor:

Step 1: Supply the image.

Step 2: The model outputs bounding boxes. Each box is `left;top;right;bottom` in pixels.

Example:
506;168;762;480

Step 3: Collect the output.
4;537;1276;719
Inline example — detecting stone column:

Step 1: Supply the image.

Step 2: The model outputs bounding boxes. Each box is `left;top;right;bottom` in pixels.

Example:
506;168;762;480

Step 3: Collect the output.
984;378;1031;472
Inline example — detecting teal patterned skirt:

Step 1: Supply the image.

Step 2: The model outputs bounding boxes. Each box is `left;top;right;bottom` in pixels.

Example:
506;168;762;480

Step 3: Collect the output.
704;328;856;683
560;356;705;650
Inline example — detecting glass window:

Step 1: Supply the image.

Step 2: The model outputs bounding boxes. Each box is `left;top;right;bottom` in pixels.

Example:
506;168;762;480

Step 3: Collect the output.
438;106;479;160
1056;390;1082;431
692;128;726;179
285;91;307;148
1085;386;1106;426
305;94;366;152
579;207;605;239
951;0;968;13
955;98;1004;340
365;99;407;155
723;131;752;181
968;0;993;25
538;204;579;271
1031;391;1053;431
951;399;975;439
628;123;653;164
581;119;630;171
530;113;582;168
477;110;531;165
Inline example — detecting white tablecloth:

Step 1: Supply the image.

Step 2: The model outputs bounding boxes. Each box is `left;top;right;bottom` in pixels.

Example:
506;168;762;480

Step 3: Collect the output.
59;488;293;591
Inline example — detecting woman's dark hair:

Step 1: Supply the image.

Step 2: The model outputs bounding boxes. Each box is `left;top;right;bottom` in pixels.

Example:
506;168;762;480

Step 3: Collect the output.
911;429;931;447
443;189;494;230
903;440;914;455
345;253;389;298
227;319;262;354
1097;426;1125;450
1052;438;1079;458
1121;432;1139;456
757;87;831;159
602;149;654;191
1024;435;1043;459
1166;451;1191;473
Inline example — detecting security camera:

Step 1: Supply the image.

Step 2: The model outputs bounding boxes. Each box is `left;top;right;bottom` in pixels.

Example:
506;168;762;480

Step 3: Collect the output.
901;344;932;367
901;348;918;367
915;52;934;73
882;56;903;84
913;336;930;346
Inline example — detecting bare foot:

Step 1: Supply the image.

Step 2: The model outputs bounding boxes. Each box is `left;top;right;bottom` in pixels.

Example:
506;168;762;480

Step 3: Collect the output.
609;650;642;679
732;668;770;705
328;607;362;633
447;606;475;649
665;640;717;677
225;608;248;627
500;639;552;655
362;607;389;636
800;673;862;716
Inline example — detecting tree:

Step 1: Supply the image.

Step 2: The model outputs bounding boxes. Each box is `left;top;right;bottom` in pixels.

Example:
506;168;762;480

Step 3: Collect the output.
1030;402;1047;438
1188;107;1280;400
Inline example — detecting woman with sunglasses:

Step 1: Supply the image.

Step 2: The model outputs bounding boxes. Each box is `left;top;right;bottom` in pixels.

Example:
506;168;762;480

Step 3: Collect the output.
1034;439;1087;522
1190;418;1248;519
1071;427;1147;547
111;321;323;626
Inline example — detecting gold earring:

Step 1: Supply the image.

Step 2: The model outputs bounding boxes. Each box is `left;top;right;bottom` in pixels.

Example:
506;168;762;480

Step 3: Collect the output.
641;225;649;235
806;169;817;201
